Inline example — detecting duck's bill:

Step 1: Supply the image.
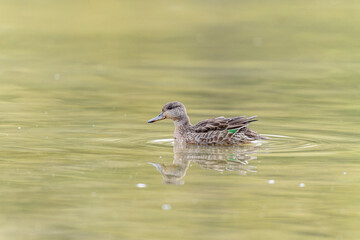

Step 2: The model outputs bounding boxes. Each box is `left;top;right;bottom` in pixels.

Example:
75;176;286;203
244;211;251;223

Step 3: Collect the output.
148;162;163;172
148;112;165;123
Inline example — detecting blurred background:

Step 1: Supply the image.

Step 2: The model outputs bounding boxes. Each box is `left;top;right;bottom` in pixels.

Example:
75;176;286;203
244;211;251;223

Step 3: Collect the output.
0;1;359;240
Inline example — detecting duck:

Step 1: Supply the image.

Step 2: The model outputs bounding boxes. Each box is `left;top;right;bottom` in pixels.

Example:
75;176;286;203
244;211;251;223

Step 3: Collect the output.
148;101;267;145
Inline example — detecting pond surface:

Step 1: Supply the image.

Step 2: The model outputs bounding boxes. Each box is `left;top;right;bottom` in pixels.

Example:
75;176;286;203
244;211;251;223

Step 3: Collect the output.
0;1;359;239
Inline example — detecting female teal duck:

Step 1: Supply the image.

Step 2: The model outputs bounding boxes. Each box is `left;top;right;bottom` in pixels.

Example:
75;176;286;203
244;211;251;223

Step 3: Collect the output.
148;101;267;145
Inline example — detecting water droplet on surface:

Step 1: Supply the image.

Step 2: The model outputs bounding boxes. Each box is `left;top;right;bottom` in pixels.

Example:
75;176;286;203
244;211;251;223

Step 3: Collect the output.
299;183;305;188
136;183;147;188
162;204;171;210
268;179;275;184
54;73;60;80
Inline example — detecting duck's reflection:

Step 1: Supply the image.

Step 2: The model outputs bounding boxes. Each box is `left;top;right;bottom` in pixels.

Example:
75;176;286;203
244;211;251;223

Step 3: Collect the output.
149;142;261;185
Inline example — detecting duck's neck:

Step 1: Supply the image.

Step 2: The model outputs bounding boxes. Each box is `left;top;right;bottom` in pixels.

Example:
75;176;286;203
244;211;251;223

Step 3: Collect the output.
173;115;191;140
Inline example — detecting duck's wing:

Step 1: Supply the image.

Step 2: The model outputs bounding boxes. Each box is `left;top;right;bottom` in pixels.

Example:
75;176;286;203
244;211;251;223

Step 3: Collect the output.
193;116;258;133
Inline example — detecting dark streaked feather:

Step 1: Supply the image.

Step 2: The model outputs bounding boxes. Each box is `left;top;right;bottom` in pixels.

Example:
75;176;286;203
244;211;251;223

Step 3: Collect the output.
193;116;258;133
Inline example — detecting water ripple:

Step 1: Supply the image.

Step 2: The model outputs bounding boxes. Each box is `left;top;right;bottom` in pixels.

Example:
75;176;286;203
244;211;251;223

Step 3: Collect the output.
148;134;333;156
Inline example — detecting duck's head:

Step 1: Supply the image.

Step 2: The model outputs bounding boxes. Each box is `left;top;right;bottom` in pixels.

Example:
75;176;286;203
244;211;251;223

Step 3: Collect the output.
148;101;187;123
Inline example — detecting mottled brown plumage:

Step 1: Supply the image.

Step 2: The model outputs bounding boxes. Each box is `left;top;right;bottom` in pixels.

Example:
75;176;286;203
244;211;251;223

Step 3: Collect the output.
148;101;267;145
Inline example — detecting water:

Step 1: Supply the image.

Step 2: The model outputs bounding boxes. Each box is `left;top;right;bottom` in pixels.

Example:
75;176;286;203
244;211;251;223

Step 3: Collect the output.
0;1;359;239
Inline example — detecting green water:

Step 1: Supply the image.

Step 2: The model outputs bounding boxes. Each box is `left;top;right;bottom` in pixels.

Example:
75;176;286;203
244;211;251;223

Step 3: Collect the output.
0;1;359;239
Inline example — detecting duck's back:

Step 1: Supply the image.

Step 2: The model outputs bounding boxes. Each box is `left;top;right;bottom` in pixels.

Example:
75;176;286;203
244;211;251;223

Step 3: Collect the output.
185;116;265;145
